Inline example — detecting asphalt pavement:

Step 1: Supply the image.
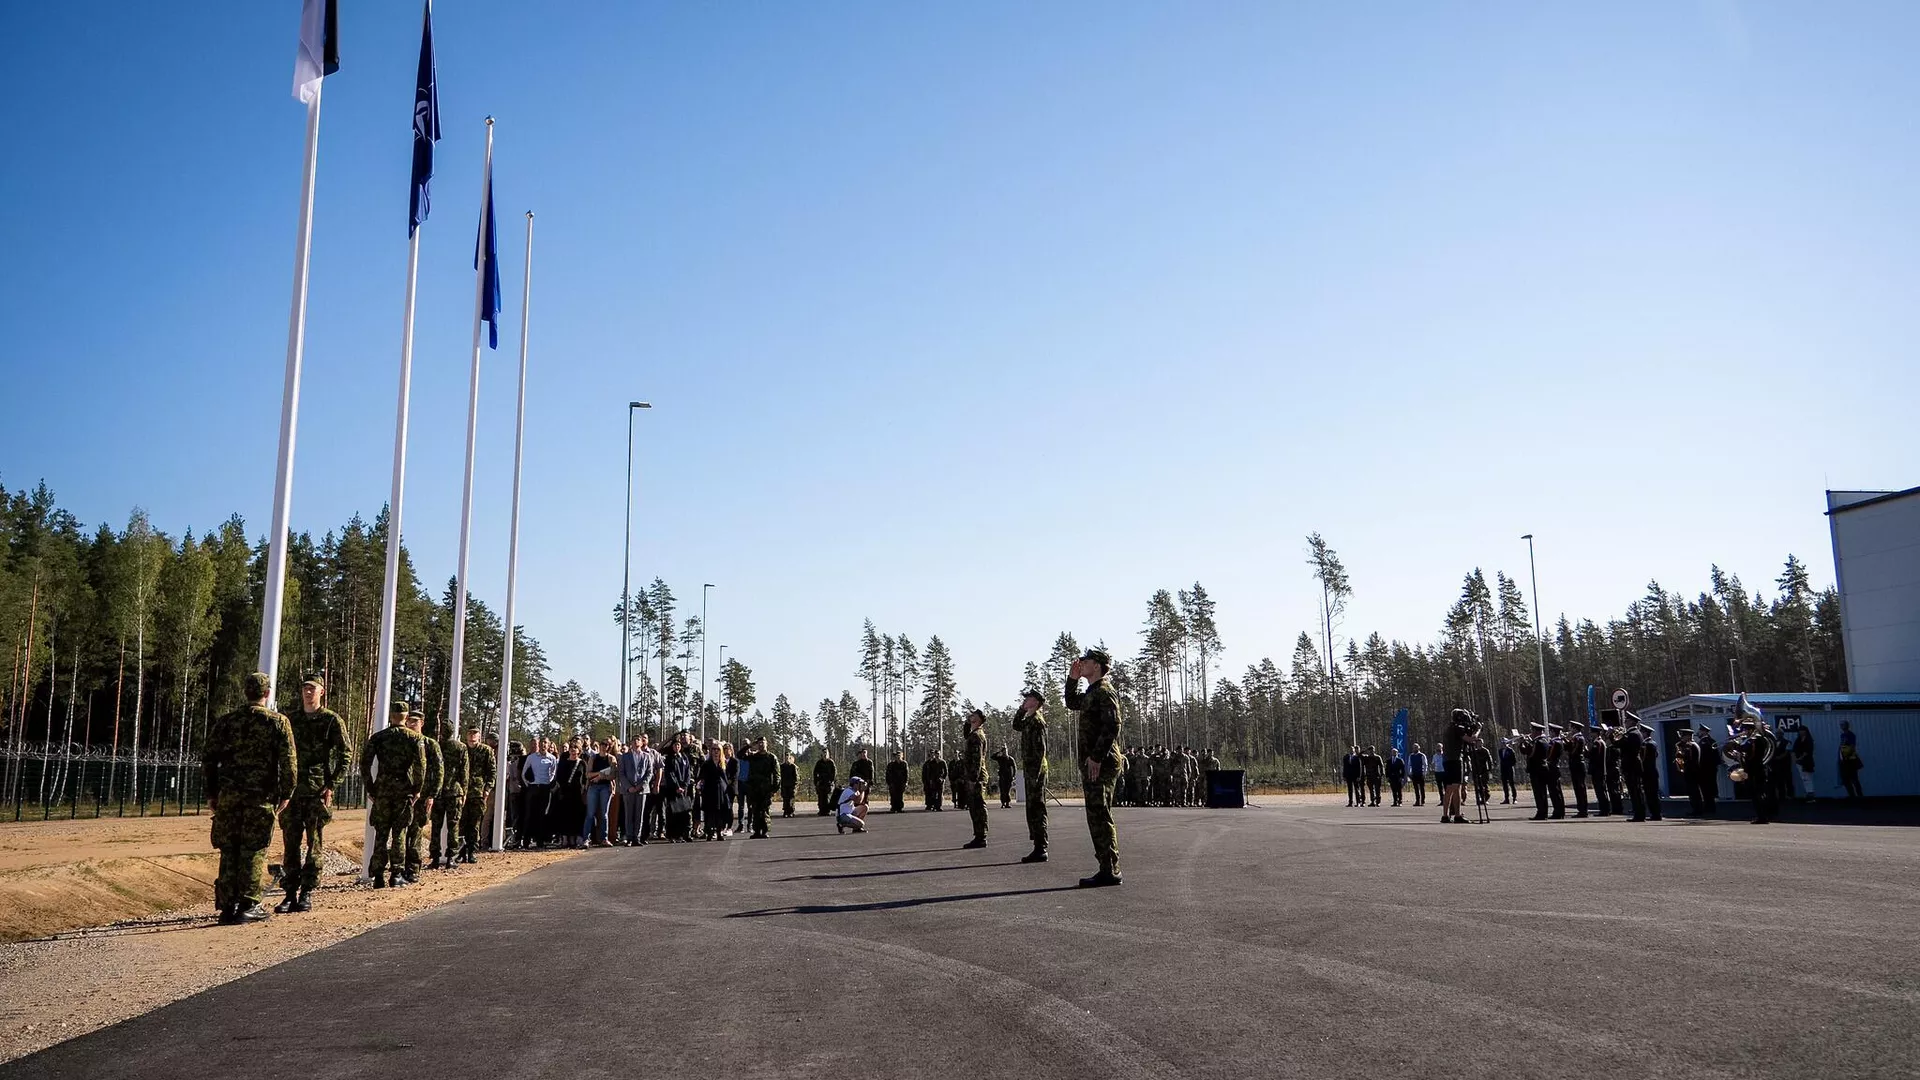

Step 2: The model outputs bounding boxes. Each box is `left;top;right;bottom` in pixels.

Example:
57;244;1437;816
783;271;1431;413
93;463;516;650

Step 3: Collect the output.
6;793;1916;1080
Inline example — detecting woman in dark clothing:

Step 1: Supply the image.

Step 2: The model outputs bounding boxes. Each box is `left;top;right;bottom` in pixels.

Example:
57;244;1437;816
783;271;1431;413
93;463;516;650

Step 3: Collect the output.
699;745;732;841
550;747;589;849
662;734;697;842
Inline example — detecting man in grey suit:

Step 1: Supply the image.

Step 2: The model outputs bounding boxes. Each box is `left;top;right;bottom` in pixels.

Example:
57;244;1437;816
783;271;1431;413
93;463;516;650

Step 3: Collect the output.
617;733;657;846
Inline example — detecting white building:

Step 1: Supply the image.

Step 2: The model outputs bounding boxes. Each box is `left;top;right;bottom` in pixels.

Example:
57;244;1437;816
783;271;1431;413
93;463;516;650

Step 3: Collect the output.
1639;692;1920;799
1827;487;1920;693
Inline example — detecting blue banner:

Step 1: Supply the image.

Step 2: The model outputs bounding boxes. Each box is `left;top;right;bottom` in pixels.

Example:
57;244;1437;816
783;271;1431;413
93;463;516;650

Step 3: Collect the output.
1586;684;1596;726
1391;708;1409;756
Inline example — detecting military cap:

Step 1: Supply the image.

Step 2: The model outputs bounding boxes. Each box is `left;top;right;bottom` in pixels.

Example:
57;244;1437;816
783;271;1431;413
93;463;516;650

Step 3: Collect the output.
243;672;272;701
390;700;412;717
1021;687;1043;701
1529;722;1547;732
1079;646;1113;669
300;673;325;690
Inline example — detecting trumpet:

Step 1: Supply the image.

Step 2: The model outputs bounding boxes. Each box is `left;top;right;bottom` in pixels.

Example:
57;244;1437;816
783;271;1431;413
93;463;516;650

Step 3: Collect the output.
1508;729;1537;755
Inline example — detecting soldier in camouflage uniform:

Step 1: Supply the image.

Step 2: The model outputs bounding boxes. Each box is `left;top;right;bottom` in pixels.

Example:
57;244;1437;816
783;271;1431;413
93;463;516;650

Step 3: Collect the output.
460;729;496;863
275;674;348;914
744;737;778;839
428;716;468;869
403;711;443;880
1011;688;1049;863
1067;647;1124;887
960;709;990;849
204;672;297;924
362;702;427;887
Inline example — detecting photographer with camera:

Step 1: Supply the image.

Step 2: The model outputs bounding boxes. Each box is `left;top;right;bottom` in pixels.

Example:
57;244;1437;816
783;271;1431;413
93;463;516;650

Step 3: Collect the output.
1440;709;1476;824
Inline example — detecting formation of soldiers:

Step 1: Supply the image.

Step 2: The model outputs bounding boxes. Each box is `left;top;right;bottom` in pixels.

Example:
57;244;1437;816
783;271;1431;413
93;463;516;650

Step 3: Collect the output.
1118;744;1217;807
203;672;498;925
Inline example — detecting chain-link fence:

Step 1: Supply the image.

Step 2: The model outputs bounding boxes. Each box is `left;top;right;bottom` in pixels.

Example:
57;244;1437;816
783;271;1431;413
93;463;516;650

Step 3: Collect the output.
1;746;368;822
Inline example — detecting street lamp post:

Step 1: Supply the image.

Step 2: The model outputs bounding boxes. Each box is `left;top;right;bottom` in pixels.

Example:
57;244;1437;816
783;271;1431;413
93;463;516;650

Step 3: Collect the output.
701;583;714;745
1522;534;1550;726
620;401;651;743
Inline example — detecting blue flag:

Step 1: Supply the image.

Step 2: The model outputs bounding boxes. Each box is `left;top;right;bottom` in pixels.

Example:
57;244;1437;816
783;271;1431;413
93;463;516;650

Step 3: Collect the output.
475;168;500;349
408;2;439;236
1586;685;1596;726
1390;708;1409;757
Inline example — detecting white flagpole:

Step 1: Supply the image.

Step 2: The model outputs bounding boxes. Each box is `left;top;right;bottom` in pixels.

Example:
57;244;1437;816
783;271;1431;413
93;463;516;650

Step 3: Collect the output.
258;84;325;698
492;209;533;851
363;201;425;882
447;118;493;779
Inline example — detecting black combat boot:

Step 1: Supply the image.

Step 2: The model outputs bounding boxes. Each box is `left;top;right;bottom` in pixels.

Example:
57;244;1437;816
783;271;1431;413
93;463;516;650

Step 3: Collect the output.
216;902;239;925
1019;848;1048;864
233;901;271;924
273;886;299;914
389;870;409;888
291;888;312;913
1077;868;1122;888
962;837;986;850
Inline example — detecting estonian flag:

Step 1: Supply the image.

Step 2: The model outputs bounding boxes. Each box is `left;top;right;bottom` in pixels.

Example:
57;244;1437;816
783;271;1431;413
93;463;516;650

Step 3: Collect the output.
409;2;440;236
475;166;500;349
294;0;340;104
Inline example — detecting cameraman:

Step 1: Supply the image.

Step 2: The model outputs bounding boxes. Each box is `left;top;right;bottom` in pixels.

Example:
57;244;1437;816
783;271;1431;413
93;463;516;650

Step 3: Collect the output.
1441;709;1474;824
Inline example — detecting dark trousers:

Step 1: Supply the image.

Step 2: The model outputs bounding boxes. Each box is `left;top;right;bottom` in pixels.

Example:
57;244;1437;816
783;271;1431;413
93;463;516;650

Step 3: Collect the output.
522;783;552;844
1389;778;1404;805
1345;777;1362;805
926;782;943;810
621;792;647;843
998;776;1013;807
1840;767;1863;799
1687;776;1706;816
1621;772;1648;820
1364;776;1381;805
1501;767;1518;803
1411;775;1426;805
1750;764;1775;822
1592;770;1613;815
1567;770;1589;815
1530;773;1550;817
1699;774;1718;814
1546;774;1565;815
816;783;833;816
888;783;905;812
750;790;773;836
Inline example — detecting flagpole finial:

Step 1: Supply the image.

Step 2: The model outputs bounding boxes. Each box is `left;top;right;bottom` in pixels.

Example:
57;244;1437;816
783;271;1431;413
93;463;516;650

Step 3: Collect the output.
485;115;495;126
526;211;534;220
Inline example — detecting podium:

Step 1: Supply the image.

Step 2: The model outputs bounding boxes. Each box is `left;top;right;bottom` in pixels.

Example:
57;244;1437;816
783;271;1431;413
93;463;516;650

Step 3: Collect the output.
1206;770;1245;809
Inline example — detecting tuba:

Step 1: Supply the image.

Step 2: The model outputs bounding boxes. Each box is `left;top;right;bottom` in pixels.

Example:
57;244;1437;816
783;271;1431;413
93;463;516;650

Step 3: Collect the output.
1722;694;1776;782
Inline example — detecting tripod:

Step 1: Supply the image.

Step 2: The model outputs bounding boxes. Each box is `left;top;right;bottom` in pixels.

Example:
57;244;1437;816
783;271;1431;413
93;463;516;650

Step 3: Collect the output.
1470;771;1492;824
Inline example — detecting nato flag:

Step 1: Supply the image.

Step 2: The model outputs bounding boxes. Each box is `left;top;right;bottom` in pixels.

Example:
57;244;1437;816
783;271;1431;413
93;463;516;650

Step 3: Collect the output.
476;170;500;349
409;2;440;237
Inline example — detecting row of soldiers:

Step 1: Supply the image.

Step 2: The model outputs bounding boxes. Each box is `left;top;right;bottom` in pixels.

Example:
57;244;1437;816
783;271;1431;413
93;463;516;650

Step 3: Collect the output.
201;671;497;926
1118;745;1218;807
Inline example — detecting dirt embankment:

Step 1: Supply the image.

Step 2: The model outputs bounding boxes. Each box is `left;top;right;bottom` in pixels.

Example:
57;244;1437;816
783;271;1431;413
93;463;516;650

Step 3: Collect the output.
0;811;579;1065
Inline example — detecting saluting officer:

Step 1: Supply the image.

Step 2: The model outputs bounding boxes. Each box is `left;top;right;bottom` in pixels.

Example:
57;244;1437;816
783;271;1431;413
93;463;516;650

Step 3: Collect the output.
1066;647;1124;888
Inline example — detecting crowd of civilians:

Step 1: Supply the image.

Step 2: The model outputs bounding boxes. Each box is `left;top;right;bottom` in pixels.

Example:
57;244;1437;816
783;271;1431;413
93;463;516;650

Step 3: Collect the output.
505;730;795;847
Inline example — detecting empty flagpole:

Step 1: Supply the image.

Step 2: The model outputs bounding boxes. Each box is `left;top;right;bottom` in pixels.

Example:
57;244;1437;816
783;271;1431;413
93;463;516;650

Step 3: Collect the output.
447;118;494;767
261;1;337;696
492;210;534;850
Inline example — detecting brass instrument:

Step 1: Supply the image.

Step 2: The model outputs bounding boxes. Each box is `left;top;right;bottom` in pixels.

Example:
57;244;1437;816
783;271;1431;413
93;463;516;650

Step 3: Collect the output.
1722;694;1776;782
1508;728;1537;755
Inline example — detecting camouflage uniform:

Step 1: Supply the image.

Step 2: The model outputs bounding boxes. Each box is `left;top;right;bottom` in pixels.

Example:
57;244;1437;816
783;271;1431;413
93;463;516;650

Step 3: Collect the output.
203;684;297;917
361;717;427;883
1011;704;1049;854
461;739;496;860
962;724;990;842
429;725;468;867
406;726;445;876
278;703;348;904
1126;749;1148;807
1067;666;1124;880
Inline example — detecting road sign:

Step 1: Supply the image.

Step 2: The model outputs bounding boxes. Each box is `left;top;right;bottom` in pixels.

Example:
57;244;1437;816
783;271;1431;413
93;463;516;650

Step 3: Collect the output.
1611;688;1629;711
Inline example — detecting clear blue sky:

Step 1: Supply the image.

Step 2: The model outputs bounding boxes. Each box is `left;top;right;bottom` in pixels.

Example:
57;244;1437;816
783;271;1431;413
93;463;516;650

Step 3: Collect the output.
3;2;1917;720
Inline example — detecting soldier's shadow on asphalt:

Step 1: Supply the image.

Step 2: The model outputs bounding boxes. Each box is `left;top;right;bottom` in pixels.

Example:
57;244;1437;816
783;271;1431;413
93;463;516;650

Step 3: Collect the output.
726;886;1081;918
774;862;1025;882
770;847;956;863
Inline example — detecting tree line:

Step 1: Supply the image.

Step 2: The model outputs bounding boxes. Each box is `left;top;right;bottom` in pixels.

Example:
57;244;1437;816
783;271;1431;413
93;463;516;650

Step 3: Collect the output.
0;479;560;809
4;476;1846;801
